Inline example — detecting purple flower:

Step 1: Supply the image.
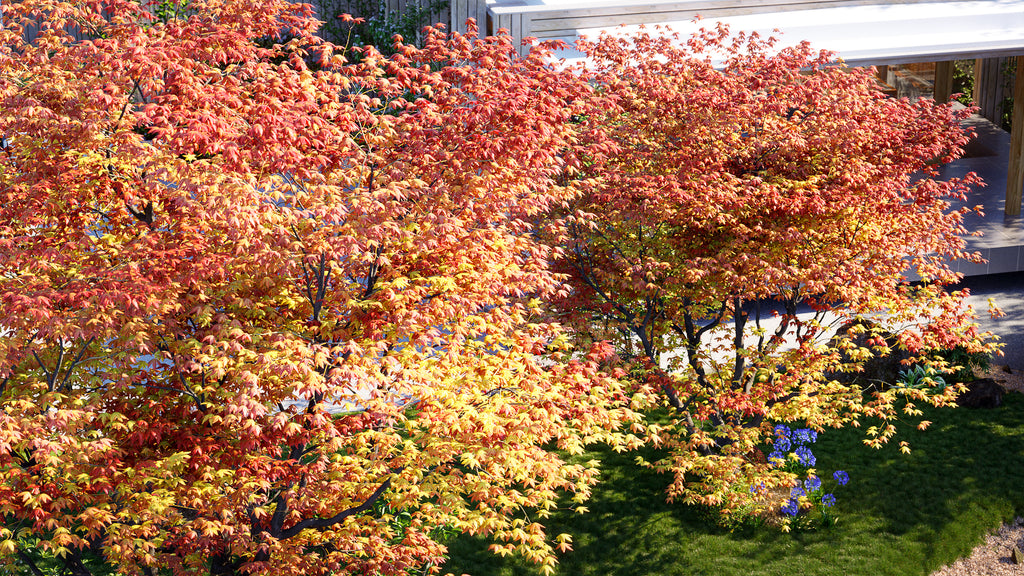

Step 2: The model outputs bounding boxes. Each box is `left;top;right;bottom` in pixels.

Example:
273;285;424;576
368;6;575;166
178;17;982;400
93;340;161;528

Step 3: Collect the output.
773;437;792;454
794;445;816;467
821;493;837;507
781;498;800;516
790;486;805;499
804;475;822;492
833;470;849;486
792;428;818;445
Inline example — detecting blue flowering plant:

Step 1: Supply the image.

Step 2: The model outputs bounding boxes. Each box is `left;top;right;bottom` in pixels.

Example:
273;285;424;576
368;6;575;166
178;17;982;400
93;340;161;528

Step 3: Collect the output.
768;424;817;471
769;424;850;530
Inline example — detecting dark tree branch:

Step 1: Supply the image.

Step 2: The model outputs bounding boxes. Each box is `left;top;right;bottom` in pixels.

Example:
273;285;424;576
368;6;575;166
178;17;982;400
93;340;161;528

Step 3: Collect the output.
32;346;58;391
300;253;330;322
58;336;95;393
267;483;295;538
279;478;391;540
563;239;637;325
16;548;46;576
731;297;747;390
141;380;206;412
60;548;95;576
126;200;154;225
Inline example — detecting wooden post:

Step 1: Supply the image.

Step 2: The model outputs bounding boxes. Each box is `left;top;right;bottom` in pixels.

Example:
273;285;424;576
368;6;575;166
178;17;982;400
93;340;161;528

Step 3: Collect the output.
1007;56;1024;217
934;61;953;104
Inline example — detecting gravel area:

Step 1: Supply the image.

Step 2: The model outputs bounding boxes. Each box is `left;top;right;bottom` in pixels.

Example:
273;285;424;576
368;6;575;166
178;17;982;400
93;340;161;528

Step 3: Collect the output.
929;517;1024;576
929;366;1024;576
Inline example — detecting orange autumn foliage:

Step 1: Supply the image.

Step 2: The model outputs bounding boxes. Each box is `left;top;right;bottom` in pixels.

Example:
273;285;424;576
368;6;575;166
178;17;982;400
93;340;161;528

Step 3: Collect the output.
0;5;642;575
549;26;998;517
0;1;1002;572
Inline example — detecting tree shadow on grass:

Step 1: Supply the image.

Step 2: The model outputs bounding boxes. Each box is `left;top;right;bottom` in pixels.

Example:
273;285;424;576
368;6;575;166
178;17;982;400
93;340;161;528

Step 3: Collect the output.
821;391;1024;574
444;444;718;576
443;393;1024;576
445;443;856;576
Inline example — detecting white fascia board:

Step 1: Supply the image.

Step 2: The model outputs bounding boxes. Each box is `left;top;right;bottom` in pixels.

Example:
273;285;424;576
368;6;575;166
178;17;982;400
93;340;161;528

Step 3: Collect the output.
548;1;1024;67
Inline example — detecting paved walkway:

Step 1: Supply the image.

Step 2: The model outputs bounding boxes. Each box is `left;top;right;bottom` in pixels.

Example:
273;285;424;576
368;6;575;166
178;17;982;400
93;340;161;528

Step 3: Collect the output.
955;271;1024;369
942;114;1024;276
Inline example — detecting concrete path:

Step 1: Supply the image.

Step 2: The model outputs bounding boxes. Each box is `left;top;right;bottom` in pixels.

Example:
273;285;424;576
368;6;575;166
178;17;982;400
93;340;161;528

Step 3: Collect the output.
955;271;1024;369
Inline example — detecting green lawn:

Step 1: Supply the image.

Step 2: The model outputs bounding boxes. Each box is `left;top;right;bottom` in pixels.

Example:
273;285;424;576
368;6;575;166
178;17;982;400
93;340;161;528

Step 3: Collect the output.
443;392;1024;576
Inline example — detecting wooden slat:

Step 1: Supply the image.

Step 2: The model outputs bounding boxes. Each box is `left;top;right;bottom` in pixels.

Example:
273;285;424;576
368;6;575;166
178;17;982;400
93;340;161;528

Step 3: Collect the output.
1008;55;1024;216
493;13;513;34
492;13;529;53
476;0;489;33
453;0;467;32
974;57;1005;123
15;1;169;46
450;0;462;32
511;12;525;54
490;0;718;14
488;0;952;15
521;13;533;54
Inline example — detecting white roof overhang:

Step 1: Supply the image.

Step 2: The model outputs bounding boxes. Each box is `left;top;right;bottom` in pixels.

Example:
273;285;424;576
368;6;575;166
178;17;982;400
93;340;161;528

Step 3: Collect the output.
550;1;1024;67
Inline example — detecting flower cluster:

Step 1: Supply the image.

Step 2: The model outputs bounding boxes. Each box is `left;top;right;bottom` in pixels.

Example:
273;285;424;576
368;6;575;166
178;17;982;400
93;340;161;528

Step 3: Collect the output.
780;471;847;517
770;424;850;527
768;424;817;467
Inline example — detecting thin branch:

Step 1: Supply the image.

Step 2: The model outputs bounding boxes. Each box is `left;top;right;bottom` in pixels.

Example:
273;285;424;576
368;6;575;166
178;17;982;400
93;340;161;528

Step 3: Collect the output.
31;349;55;391
563;252;636;325
279;478;391;540
267;482;296;538
316;256;331;313
16;549;45;576
111;77;141;132
592;224;632;263
142;381;206;412
60;549;95;576
57;336;96;393
301;253;330;322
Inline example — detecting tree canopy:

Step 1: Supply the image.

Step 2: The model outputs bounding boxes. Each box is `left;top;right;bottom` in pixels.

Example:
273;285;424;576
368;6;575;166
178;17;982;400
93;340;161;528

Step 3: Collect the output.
0;5;642;575
0;3;997;574
549;26;996;519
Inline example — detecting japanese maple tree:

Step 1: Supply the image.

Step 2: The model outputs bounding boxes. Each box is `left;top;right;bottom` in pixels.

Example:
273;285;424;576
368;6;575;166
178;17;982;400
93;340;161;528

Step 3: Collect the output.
0;4;642;575
549;26;997;519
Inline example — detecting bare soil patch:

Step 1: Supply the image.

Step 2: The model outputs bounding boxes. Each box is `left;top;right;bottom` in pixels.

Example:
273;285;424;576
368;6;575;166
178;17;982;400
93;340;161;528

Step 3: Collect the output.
977;364;1024;395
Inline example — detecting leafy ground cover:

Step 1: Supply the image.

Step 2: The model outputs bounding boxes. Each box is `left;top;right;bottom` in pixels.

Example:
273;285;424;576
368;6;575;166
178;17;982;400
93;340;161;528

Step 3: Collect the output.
444;392;1024;576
